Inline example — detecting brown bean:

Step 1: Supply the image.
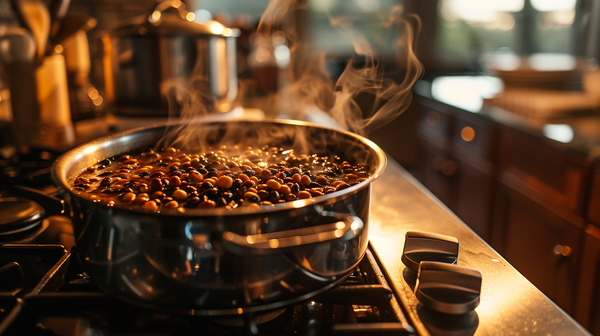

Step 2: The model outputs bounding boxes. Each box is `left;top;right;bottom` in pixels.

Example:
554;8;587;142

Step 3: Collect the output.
169;175;182;187
298;191;312;199
139;184;150;193
266;179;281;190
316;176;329;185
143;201;158;211
198;200;216;208
150;178;163;191
260;169;272;180
216;176;233;189
300;175;311;187
122;192;136;202
173;189;188;201
150;171;164;179
335;182;351;191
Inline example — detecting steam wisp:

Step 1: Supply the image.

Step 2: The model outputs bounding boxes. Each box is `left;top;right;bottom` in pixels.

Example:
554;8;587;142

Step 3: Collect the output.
157;0;423;154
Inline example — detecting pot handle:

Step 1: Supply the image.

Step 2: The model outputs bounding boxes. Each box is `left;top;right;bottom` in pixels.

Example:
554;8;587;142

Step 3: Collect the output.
221;212;364;250
148;0;192;24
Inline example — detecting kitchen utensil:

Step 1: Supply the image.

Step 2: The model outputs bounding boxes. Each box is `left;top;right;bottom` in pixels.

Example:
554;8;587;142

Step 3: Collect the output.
101;0;239;117
5;53;74;149
0;27;36;63
51;120;386;315
48;0;71;39
8;0;29;31
51;12;96;48
15;0;50;60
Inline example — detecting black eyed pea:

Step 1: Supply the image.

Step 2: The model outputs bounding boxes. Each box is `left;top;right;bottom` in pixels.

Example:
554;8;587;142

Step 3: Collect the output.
139;184;150;193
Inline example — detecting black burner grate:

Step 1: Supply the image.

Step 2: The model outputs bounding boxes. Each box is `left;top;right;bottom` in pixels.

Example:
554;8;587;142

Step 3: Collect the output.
0;245;414;336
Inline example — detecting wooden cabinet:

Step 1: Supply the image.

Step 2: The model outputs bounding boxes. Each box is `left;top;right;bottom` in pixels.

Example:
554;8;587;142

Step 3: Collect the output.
453;155;495;241
499;132;589;216
414;94;596;327
417;138;456;209
574;225;600;335
416;97;496;241
588;169;600;227
493;182;583;312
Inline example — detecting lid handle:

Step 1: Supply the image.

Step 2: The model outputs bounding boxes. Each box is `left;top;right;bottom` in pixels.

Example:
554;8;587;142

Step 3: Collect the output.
148;0;193;25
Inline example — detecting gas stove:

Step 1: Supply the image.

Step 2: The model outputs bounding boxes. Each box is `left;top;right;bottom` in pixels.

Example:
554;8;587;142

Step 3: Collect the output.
1;113;589;336
0;144;415;336
0;243;414;335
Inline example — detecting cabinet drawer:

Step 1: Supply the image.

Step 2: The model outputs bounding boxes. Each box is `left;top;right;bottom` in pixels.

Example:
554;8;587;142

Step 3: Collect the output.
588;169;600;227
453;156;494;241
417;138;456;210
500;133;589;215
452;116;495;162
418;108;451;146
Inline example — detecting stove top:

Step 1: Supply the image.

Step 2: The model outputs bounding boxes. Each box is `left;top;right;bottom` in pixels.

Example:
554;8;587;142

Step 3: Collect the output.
0;159;415;335
0;243;414;335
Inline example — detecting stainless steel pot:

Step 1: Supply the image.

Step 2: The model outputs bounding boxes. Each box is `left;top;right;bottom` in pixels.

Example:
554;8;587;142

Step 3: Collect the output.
101;1;238;117
52;120;386;315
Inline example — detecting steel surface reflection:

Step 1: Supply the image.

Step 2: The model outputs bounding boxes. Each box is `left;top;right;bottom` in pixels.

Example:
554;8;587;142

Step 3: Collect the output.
368;160;590;335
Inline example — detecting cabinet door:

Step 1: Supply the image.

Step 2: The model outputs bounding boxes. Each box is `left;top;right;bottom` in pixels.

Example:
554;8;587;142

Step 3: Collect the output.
574;225;600;335
499;132;589;216
417;138;456;210
494;184;582;313
453;155;494;241
587;169;600;227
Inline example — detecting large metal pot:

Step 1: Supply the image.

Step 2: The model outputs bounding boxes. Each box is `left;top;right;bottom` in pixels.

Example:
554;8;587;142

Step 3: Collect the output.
52;120;386;315
101;1;238;117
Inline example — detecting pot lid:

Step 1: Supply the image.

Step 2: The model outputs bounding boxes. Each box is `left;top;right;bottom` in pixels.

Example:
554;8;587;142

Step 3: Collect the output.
0;197;44;236
109;0;238;38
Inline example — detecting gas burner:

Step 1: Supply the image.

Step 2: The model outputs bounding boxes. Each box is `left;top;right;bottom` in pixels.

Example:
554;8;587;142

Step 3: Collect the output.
0;186;74;247
0;247;415;336
0;197;46;243
0;148;59;189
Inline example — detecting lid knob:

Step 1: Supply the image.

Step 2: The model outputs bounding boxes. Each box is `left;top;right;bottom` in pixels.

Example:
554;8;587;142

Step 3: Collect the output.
401;231;459;272
415;261;482;314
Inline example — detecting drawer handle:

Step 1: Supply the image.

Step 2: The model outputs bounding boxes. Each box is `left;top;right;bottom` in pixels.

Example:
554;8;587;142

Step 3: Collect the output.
426;111;440;127
552;244;571;266
431;156;457;176
461;126;475;142
441;160;457;176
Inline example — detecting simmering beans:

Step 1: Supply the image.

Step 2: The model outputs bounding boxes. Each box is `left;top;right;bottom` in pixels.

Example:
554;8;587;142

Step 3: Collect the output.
72;145;371;212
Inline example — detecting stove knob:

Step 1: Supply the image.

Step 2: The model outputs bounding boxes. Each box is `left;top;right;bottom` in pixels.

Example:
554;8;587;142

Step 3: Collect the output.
415;261;482;314
401;231;459;272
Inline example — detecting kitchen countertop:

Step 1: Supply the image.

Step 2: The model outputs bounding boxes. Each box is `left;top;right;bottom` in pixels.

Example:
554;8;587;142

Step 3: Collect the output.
70;108;591;334
369;157;590;335
414;76;600;162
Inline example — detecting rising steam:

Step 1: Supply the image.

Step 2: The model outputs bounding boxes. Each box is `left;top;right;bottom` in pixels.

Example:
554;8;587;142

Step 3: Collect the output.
156;0;423;152
258;0;423;136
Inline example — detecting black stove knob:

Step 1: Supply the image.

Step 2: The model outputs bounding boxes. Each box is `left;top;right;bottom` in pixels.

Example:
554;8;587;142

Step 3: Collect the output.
401;231;459;272
415;261;482;315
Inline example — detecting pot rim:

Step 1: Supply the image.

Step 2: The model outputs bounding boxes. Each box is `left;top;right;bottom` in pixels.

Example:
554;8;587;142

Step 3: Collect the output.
52;119;387;217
